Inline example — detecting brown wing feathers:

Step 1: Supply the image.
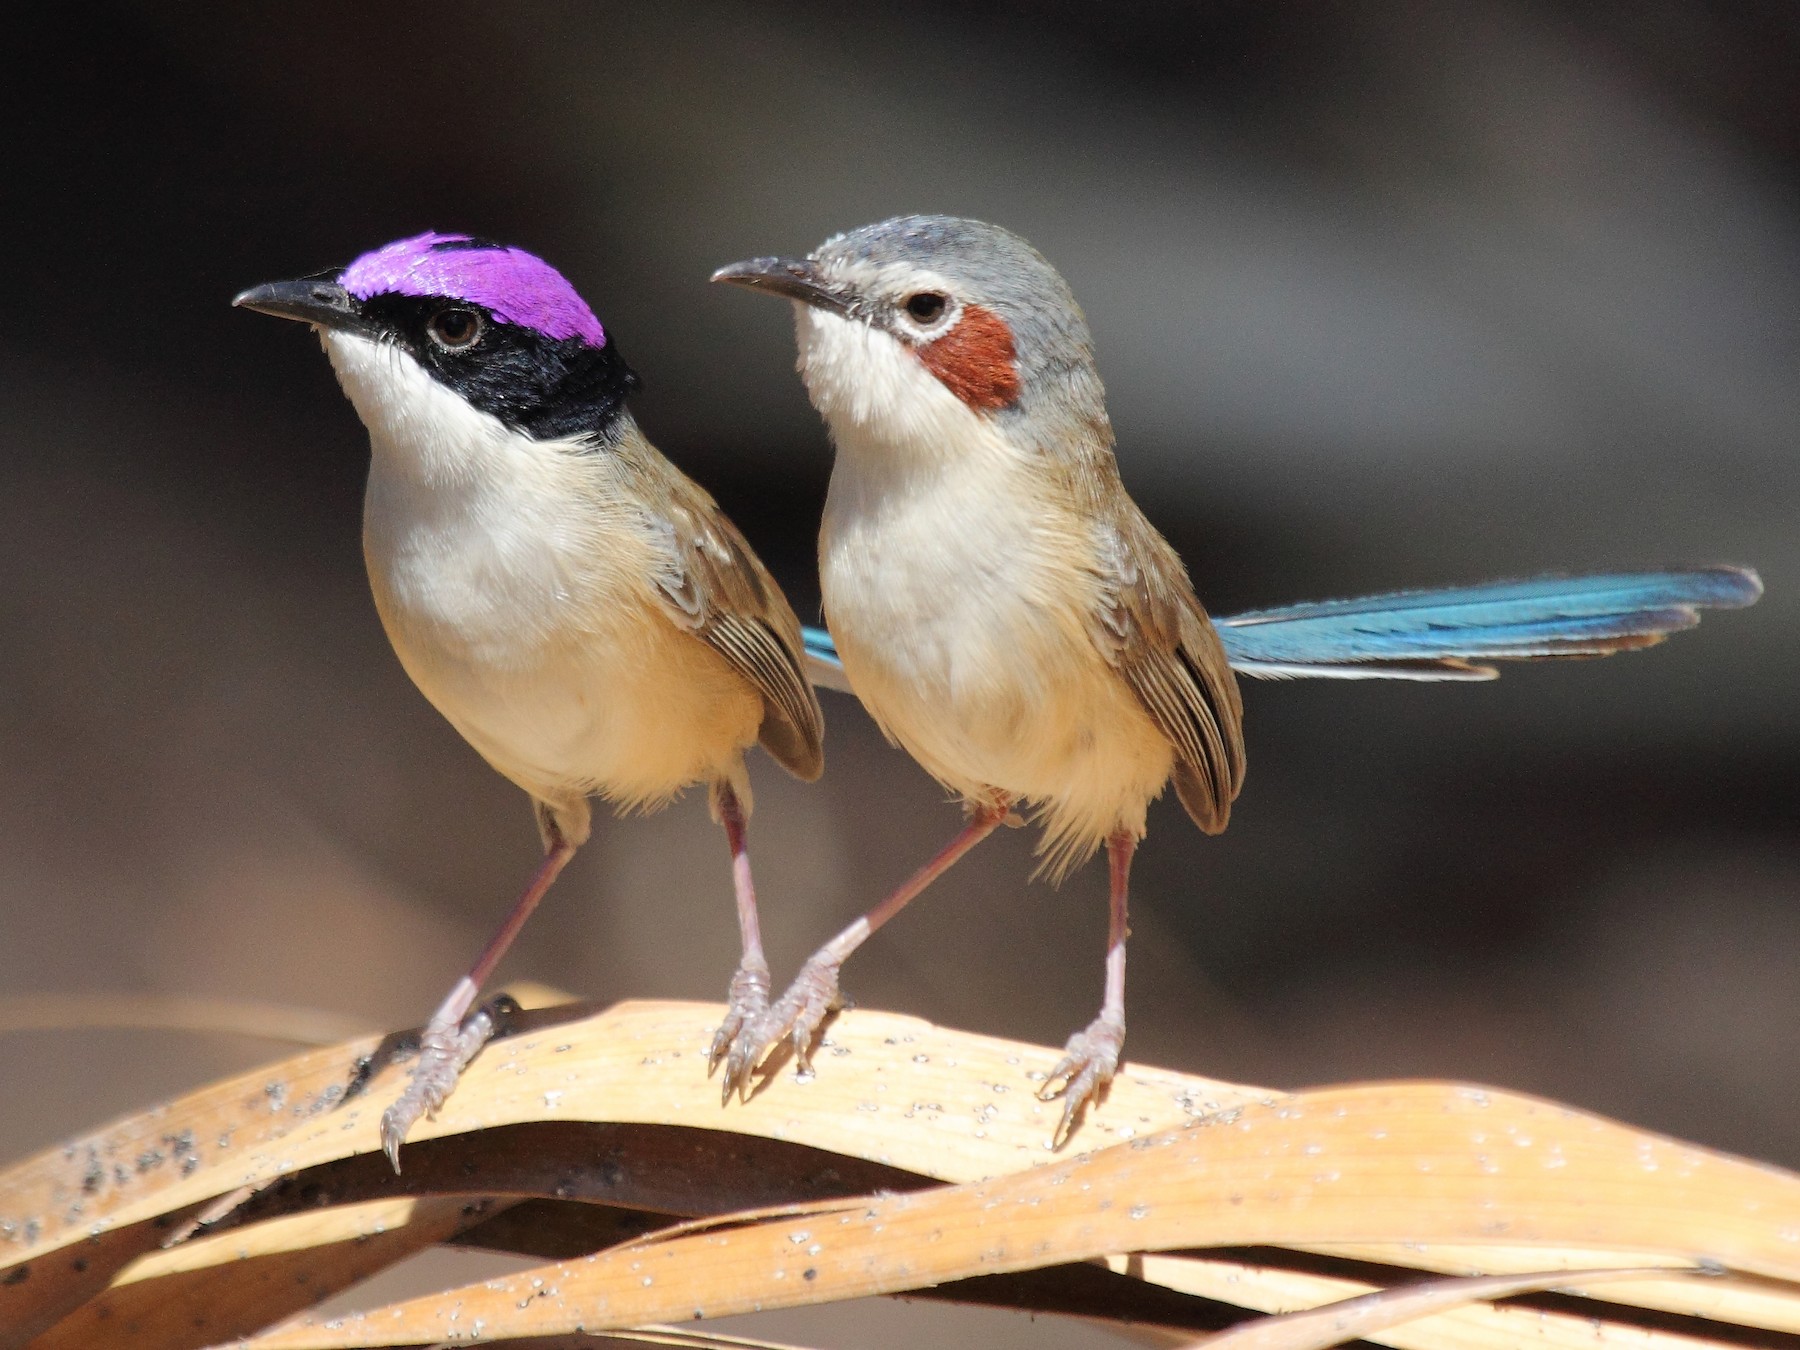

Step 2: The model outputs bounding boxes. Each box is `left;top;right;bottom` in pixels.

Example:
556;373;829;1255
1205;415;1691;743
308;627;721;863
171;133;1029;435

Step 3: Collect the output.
644;467;825;782
1094;509;1246;834
633;445;1235;819
704;609;825;779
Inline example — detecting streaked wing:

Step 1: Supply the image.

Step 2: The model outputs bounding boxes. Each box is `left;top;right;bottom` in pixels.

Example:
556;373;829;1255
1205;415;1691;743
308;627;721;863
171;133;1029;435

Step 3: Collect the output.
1088;507;1245;835
641;463;825;781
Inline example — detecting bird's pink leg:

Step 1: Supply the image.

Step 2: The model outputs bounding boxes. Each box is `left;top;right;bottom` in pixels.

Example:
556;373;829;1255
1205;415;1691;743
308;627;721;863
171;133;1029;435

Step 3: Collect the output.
380;826;577;1171
708;783;773;1084
722;796;1012;1097
1041;829;1135;1147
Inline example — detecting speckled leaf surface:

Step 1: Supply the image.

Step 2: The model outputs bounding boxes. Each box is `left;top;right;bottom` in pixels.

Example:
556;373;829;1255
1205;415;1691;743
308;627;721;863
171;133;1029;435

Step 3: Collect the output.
2;1001;1798;1350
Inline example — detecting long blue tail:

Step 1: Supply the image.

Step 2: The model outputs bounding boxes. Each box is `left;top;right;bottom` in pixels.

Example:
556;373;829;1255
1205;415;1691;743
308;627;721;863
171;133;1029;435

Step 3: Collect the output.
800;566;1761;688
1216;567;1761;679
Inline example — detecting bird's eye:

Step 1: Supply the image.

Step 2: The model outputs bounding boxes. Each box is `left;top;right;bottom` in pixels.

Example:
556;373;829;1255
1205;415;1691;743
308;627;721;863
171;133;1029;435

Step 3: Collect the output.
904;292;949;325
428;307;483;350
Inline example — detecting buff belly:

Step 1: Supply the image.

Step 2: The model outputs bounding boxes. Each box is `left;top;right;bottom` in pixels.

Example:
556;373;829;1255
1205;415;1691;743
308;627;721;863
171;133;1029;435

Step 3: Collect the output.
822;459;1173;873
377;587;763;812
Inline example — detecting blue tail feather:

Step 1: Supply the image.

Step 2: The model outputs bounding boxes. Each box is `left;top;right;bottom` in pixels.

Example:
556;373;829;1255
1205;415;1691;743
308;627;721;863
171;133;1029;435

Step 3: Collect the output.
1217;567;1760;679
801;625;854;693
1219;568;1759;626
800;567;1760;689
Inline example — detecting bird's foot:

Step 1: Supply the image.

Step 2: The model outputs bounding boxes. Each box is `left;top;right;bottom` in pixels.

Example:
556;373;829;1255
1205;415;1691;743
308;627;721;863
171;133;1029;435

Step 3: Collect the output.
708;955;771;1087
379;996;517;1172
719;954;842;1102
1039;1013;1124;1149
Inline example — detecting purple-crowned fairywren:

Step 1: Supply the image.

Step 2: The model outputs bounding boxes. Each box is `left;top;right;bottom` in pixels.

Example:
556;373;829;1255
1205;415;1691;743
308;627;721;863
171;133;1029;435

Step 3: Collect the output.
237;233;824;1167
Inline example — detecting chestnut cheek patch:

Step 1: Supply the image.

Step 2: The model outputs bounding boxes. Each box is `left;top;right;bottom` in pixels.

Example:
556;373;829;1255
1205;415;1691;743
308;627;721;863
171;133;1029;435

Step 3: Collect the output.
916;302;1022;412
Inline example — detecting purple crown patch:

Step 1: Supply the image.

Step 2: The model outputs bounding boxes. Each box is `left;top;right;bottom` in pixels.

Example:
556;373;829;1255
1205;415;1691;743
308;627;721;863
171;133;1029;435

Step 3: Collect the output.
340;232;607;347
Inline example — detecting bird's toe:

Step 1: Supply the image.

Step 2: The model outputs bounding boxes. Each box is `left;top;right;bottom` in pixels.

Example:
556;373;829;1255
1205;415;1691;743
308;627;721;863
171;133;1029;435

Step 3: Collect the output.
718;955;842;1102
1039;1014;1125;1148
709;956;772;1080
378;1001;509;1172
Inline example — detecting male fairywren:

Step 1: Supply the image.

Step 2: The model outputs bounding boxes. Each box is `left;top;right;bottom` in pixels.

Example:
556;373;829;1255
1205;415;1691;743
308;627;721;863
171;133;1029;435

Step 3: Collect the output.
714;214;1761;1144
236;233;824;1167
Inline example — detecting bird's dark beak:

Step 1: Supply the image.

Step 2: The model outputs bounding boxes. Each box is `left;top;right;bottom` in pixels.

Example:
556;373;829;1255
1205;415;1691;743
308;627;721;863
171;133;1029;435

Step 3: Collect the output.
232;277;370;333
710;257;850;316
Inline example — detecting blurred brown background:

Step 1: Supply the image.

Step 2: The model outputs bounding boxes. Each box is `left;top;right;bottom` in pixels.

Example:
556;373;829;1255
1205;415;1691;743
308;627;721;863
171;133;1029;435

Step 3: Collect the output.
0;3;1796;1337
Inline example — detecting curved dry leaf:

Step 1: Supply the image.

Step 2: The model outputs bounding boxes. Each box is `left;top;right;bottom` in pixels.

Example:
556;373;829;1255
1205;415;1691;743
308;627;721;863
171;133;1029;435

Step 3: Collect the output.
1101;1253;1735;1350
29;1196;501;1350
234;1081;1800;1347
1183;1265;1706;1350
474;1332;824;1350
1291;1241;1800;1335
0;1001;1259;1274
0;1002;1262;1345
548;1328;822;1350
9;1001;1800;1350
0;1209;210;1350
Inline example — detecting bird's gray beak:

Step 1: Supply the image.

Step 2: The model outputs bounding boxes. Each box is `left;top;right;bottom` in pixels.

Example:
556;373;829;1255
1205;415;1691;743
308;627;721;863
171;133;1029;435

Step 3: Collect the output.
232;277;370;333
710;257;850;316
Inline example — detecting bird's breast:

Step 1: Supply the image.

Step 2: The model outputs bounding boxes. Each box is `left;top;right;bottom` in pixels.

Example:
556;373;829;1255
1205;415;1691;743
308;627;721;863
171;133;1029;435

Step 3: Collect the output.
359;426;757;807
820;446;1172;835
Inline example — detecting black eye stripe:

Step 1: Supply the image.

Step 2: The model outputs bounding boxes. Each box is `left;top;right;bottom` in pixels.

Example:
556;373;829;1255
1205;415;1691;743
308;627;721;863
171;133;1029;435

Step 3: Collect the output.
356;293;641;440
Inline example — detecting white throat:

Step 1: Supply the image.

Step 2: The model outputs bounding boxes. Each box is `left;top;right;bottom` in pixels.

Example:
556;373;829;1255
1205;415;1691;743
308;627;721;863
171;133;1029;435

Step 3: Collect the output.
793;305;999;471
323;330;611;658
323;330;517;490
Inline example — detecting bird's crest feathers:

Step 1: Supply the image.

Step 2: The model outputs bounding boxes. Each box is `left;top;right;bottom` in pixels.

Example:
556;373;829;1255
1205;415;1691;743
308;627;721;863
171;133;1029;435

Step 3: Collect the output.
341;232;607;348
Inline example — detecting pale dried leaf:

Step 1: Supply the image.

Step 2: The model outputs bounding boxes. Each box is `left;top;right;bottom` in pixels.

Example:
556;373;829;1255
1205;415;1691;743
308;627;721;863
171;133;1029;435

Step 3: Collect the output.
1183;1265;1705;1350
6;1002;1800;1350
0;1000;1260;1274
234;1081;1800;1347
29;1196;500;1350
1104;1253;1738;1350
1295;1241;1800;1335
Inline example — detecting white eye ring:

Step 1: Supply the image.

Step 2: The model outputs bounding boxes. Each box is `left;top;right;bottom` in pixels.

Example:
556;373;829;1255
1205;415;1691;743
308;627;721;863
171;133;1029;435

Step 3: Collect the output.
428;307;484;351
894;290;957;338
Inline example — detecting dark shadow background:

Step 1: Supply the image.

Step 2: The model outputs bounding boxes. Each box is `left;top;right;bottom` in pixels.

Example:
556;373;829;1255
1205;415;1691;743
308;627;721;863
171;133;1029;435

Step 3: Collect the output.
1;5;1796;1325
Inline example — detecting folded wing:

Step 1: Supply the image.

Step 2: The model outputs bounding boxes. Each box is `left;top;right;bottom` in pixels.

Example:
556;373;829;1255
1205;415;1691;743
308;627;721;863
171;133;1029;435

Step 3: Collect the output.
642;464;825;780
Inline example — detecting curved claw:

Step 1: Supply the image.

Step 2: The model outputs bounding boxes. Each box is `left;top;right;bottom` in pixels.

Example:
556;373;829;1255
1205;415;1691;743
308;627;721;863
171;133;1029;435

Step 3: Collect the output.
718;954;842;1103
378;998;513;1173
1038;1014;1125;1149
708;956;772;1096
379;1104;414;1175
